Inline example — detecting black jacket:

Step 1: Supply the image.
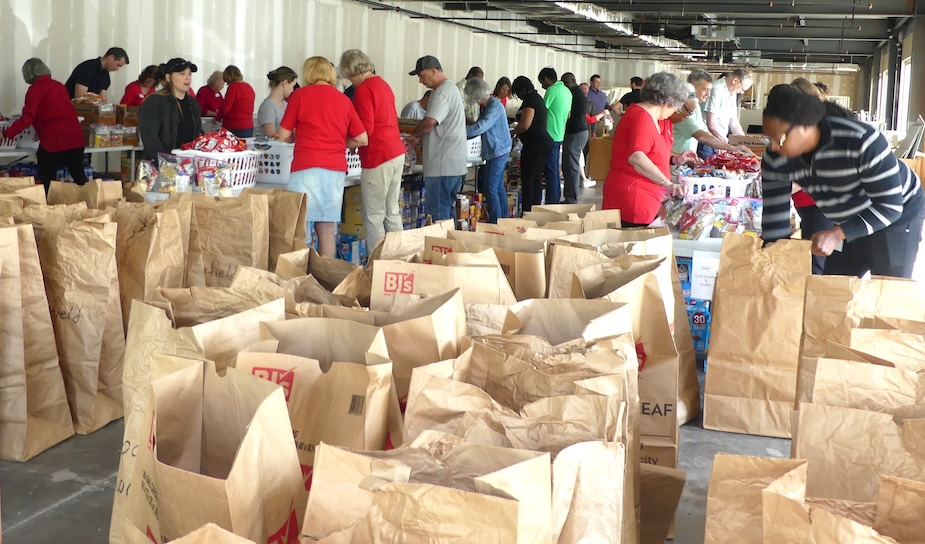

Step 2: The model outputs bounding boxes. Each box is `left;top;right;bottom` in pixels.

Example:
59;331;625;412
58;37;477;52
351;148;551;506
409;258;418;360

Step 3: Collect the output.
139;92;203;160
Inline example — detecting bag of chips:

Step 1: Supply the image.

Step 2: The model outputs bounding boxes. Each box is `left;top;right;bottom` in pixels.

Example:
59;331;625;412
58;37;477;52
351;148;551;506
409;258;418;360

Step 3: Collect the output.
156;153;195;193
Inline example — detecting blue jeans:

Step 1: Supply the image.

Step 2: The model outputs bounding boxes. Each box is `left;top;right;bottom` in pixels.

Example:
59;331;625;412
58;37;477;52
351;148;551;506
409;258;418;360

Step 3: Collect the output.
544;141;562;204
424;175;462;221
483;154;509;223
229;127;254;138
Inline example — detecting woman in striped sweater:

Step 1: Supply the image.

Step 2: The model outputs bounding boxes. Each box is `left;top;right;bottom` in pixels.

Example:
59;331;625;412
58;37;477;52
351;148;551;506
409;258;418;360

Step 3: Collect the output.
762;84;924;278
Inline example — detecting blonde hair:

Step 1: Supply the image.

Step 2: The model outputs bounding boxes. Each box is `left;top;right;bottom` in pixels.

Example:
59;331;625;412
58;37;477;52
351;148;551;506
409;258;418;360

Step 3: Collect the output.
791;77;825;100
302;56;337;86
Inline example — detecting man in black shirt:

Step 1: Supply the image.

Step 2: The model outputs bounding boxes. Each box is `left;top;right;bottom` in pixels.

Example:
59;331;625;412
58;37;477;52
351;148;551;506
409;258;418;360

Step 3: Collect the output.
618;76;644;113
65;47;130;99
561;72;589;204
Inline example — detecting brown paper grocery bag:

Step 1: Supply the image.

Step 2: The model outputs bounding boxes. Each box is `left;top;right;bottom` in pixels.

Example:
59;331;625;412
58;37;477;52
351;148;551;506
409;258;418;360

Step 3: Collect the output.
230;266;359;317
113;204;185;330
704;453;809;544
191;193;270;286
154;194;205;288
478;221;572;239
82;179;123;210
0;176;37;190
0;224;75;461
502;298;632;347
703;234;811;437
795;356;922;414
306;289;466;406
792;402;925;502
241;188;307;272
445;230;548;300
302;439;551;544
370;259;516;310
136;523;255;544
39;216;125;434
124;362;304;543
802;275;925;358
47;180;82;205
421;235;468;264
849;328;925;372
368;219;454;262
639;463;686;544
276;248;356;291
528;204;621;232
873;476;925;542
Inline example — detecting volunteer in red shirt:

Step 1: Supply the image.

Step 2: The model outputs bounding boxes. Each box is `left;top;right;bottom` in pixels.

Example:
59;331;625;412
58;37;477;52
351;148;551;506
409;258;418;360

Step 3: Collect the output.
2;58;87;192
338;49;406;251
197;70;225;117
604;72;695;227
119;65;158;107
216;65;255;138
277;56;368;258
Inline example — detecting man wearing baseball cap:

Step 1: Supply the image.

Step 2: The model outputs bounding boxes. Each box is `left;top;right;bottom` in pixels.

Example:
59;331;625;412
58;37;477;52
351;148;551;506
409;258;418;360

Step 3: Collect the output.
138;57;202;160
406;56;467;221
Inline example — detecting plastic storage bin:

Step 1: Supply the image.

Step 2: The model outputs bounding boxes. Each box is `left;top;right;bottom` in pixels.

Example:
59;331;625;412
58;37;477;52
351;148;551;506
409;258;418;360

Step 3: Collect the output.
250;139;363;184
679;175;750;198
466;137;482;161
0;121;19;149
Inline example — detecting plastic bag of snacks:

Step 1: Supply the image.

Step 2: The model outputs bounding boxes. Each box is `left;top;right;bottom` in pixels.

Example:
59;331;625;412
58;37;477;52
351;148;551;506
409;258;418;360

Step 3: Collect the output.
678;199;716;240
197;160;234;197
138;160;158;191
157;153;195;193
182;128;247;153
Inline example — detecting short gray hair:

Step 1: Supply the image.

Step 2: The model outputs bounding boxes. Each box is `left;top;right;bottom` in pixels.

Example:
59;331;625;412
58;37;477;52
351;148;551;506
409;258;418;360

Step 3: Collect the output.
688;69;712;85
640;72;689;108
338;49;376;78
464;77;492;104
22;58;51;84
207;70;223;87
731;68;753;82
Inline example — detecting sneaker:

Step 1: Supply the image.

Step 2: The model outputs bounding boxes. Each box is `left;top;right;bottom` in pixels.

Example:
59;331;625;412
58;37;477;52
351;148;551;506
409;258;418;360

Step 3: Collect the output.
581;178;597;188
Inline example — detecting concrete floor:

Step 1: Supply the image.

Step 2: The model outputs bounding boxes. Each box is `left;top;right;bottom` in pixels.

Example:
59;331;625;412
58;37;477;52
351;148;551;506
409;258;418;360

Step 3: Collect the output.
0;182;791;543
0;371;790;544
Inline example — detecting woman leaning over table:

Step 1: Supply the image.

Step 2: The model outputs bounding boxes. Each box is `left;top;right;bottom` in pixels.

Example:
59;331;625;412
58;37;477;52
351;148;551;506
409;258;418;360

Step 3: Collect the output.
119;64;158;107
603;72;695;227
258;66;298;138
278;56;368;258
761;84;923;278
465;77;512;223
338;49;406;252
2;58;87;192
216;65;255;138
510;76;552;212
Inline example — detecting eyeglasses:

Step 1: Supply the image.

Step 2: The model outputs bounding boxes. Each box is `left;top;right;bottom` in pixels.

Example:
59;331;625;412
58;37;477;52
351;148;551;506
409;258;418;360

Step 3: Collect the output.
771;125;795;149
682;105;695;117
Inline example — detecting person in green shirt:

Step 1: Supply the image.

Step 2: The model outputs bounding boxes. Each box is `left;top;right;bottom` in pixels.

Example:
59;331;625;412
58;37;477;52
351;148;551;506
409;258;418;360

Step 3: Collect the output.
538;67;572;204
670;69;752;166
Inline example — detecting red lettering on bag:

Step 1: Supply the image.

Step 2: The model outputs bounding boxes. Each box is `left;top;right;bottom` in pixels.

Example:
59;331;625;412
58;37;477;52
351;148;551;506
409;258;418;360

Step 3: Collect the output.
267;509;299;544
635;342;647;372
432;245;453;255
146;526;157;543
399;393;408;414
383;272;414;294
301;464;314;491
251;367;295;401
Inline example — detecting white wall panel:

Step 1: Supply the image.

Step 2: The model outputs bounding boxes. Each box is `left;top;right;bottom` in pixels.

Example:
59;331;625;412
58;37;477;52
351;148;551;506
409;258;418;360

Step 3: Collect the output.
0;0;671;115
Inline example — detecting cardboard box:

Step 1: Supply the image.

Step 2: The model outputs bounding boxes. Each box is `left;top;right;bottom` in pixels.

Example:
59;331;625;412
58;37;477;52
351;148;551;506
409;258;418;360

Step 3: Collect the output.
343;203;363;225
116;105;139;127
339;222;366;239
397;117;424;165
588;136;613;181
344;185;363;204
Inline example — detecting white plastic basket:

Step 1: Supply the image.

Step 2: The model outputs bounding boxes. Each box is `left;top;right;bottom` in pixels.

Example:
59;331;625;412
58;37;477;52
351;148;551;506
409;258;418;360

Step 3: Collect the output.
466;137;482;161
250;140;295;185
346;149;362;178
174;148;260;196
0;121;19;149
680;175;750;199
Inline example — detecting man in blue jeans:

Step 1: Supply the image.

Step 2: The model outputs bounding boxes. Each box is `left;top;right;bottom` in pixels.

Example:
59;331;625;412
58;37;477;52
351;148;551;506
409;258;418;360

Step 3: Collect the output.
538;67;571;204
407;56;467;221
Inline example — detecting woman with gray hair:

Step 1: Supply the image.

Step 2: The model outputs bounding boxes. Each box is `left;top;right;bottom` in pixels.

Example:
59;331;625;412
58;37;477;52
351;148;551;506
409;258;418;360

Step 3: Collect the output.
196;70;225;117
603;71;698;227
465;77;512;222
1;58;87;192
338;49;406;250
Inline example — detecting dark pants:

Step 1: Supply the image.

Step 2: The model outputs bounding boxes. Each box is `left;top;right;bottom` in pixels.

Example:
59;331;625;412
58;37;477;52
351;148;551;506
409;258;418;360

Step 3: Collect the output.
823;193;925;279
543;141;562;204
37;146;88;192
562;130;589;204
697;142;715;160
621;220;650;228
520;142;551;213
228;127;254;138
797;204;835;275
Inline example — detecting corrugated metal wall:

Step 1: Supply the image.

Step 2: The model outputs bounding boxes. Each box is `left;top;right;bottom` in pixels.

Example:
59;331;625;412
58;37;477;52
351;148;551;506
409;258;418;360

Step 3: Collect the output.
0;0;666;115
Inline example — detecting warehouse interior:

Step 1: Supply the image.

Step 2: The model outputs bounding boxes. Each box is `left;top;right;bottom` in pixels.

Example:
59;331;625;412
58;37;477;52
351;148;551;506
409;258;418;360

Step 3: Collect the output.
2;1;925;543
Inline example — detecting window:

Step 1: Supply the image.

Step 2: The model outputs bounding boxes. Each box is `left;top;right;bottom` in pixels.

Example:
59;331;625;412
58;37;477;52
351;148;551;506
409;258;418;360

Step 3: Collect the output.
898;57;913;131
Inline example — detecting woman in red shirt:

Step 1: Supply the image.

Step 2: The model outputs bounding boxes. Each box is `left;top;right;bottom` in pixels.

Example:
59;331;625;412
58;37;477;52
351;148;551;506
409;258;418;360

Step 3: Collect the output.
216;65;255;138
604;72;694;227
338;49;406;251
119;65;158;107
2;58;87;192
277;57;368;258
196;71;225;117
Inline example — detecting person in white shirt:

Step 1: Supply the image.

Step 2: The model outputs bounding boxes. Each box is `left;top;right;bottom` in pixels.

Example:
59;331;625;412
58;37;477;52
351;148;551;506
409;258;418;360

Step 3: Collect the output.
400;90;431;119
703;67;752;143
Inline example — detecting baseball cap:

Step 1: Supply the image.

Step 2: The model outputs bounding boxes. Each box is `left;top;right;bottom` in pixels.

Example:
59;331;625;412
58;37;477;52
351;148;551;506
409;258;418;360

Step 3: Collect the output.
160;58;198;75
409;56;441;76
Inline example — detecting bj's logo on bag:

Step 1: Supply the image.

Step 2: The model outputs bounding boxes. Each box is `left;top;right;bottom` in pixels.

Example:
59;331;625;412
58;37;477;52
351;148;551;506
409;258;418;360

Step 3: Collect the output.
251;367;295;401
267;508;300;544
431;244;453;255
384;272;414;294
